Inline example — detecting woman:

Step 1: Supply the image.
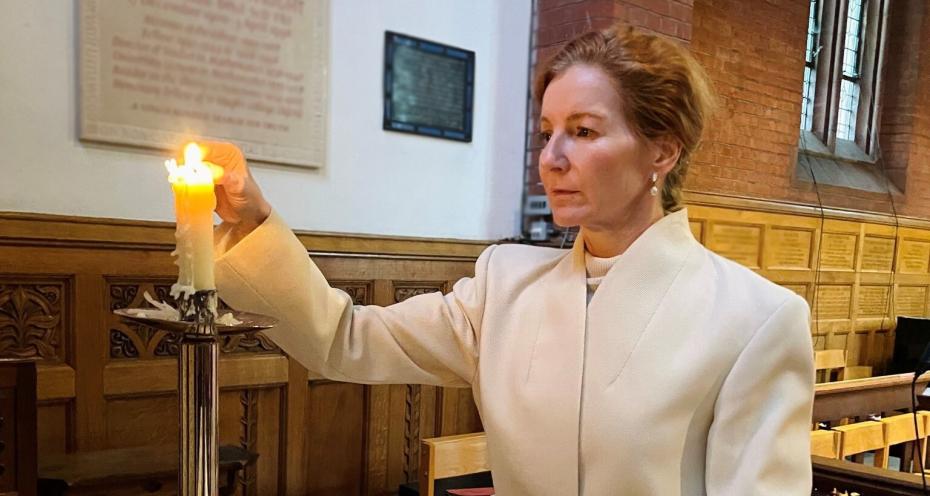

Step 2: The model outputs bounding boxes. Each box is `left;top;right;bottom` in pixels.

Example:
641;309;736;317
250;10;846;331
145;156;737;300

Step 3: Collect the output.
207;24;814;496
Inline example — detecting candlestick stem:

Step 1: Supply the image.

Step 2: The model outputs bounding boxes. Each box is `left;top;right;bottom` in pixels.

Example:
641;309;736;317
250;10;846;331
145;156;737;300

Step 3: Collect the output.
179;289;218;496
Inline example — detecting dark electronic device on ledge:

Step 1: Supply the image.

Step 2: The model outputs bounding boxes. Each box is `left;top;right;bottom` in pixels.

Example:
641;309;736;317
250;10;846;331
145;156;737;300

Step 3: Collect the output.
890;316;930;376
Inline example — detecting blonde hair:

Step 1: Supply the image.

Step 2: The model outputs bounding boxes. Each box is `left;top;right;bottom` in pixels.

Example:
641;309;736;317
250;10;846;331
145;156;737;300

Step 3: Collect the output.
535;24;716;212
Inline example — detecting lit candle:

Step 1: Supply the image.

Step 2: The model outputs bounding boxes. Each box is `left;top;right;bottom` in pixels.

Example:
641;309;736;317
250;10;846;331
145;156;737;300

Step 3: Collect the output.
165;143;216;303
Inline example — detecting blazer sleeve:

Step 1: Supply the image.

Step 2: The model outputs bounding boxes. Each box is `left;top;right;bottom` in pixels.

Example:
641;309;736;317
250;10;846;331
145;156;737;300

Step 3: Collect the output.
704;295;815;495
213;211;491;387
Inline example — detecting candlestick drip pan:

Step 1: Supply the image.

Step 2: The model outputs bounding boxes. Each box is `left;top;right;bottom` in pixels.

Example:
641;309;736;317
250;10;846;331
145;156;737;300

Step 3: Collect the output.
114;308;277;336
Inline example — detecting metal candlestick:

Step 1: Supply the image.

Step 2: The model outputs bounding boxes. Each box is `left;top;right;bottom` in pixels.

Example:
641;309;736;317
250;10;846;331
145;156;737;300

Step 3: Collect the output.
115;292;276;496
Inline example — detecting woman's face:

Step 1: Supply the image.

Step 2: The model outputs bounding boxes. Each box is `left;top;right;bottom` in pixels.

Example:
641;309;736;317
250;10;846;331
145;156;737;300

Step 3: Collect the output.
538;64;657;231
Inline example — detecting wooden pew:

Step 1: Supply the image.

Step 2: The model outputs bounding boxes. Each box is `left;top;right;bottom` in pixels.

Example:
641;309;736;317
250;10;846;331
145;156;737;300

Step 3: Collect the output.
841;366;874;381
416;433;492;496
815;349;847;383
814;373;930;424
834;421;888;467
880;413;930;472
0;358;37;496
811;374;930;494
811;429;840;459
812;455;927;495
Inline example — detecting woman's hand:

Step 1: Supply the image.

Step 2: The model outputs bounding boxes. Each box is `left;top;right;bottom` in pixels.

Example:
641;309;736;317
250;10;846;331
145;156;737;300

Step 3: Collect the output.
182;141;272;235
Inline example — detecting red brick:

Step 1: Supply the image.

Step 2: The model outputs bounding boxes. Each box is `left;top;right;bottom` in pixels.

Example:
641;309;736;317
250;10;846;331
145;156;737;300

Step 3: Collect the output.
525;0;930;220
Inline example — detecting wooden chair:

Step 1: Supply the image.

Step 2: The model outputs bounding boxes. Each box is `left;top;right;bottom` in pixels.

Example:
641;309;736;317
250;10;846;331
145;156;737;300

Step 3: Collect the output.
834;420;888;467
811;429;841;459
840;365;873;381
880;412;930;473
418;432;492;496
815;349;847;383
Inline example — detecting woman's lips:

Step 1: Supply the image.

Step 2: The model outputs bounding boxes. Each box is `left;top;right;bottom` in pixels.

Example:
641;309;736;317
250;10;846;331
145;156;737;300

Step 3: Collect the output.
551;189;579;197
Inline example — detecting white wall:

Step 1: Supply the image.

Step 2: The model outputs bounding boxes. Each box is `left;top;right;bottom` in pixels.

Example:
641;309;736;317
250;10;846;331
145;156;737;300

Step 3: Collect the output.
0;0;531;240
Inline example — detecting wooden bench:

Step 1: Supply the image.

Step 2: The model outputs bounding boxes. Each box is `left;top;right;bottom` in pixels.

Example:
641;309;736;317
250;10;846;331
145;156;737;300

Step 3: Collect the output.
811;429;840;459
880;412;930;472
411;432;492;496
815;349;847;384
840;365;873;381
834;420;888;466
813;455;927;495
38;445;255;496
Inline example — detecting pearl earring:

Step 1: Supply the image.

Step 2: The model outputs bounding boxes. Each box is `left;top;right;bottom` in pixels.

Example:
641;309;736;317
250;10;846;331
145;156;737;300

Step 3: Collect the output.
650;172;659;197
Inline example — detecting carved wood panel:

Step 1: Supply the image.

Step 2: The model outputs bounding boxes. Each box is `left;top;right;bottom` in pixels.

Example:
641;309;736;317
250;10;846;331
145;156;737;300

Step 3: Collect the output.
0;280;67;362
331;280;374;306
392;282;447;484
238;389;258;496
107;279;278;360
0;211;488;495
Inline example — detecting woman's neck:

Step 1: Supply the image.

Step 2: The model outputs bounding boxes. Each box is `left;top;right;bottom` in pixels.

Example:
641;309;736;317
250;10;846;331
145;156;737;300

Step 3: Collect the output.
582;202;665;258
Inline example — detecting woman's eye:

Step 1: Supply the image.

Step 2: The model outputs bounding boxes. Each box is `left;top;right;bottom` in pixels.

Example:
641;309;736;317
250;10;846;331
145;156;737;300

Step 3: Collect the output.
539;131;552;143
576;127;592;138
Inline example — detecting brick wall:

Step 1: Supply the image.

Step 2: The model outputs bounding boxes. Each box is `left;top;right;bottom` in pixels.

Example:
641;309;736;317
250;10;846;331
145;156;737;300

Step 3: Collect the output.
877;0;930;216
525;0;930;226
687;0;809;201
688;0;930;217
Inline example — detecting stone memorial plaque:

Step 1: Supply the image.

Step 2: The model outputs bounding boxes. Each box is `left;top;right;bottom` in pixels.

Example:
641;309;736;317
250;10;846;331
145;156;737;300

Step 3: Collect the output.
819;233;857;270
815;285;852;320
80;0;328;167
383;31;474;142
769;228;813;269
708;223;761;268
896;286;928;316
861;236;895;272
899;240;930;273
857;285;890;317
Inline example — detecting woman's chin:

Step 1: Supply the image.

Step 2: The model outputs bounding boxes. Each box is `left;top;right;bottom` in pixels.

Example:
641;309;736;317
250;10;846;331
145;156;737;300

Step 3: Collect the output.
551;212;583;229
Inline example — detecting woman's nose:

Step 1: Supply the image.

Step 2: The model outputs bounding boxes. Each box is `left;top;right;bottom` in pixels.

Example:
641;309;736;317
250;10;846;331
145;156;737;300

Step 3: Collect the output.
539;134;569;172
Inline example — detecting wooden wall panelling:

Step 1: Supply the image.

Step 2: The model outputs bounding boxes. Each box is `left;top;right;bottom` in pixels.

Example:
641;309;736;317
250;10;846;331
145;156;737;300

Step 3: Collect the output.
18;198;930;492
0;212;487;496
305;379;367;495
688;202;930;374
284;358;310;496
392;280;447;487
0;360;38;496
437;387;482;437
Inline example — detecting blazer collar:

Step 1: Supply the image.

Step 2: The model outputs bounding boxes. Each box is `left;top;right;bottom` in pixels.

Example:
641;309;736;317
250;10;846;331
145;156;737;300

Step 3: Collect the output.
572;208;695;265
519;209;697;493
580;208;700;387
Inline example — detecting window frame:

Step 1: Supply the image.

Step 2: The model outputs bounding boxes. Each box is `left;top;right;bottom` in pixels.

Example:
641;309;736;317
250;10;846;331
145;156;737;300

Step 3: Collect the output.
805;0;887;158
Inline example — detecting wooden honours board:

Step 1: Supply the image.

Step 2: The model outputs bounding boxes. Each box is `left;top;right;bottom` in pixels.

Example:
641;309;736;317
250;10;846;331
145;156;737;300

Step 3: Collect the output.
79;0;328;167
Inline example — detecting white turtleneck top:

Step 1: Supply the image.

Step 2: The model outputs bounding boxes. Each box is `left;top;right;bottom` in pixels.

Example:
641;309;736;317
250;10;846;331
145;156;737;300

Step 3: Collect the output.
584;251;622;303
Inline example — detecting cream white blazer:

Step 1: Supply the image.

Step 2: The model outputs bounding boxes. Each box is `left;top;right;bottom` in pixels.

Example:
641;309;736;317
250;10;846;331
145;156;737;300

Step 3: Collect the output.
214;208;815;496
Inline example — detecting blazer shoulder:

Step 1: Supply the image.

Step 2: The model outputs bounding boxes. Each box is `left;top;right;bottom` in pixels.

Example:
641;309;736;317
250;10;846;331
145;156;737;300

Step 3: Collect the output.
484;243;568;268
702;246;810;318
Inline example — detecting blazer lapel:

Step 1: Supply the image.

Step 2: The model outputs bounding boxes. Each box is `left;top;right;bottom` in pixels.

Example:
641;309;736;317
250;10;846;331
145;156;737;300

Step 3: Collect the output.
585;209;699;387
522;238;587;494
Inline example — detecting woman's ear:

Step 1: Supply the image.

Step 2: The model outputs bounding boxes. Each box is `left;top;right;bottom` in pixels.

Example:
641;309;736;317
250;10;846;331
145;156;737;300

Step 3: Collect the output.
650;135;682;176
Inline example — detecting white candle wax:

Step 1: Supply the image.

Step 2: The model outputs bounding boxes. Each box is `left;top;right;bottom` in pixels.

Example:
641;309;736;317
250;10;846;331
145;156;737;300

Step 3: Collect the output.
166;143;216;299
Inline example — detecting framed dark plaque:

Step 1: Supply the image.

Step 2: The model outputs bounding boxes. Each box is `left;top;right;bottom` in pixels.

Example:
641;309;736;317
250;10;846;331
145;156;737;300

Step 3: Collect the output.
383;31;474;142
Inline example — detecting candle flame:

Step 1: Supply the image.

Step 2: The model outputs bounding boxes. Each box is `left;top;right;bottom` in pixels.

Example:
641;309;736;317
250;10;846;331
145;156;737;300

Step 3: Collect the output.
184;142;202;166
165;142;213;186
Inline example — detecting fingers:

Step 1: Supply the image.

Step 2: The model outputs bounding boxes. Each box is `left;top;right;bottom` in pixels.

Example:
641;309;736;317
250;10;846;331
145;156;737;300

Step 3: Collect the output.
214;184;241;223
174;141;247;186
